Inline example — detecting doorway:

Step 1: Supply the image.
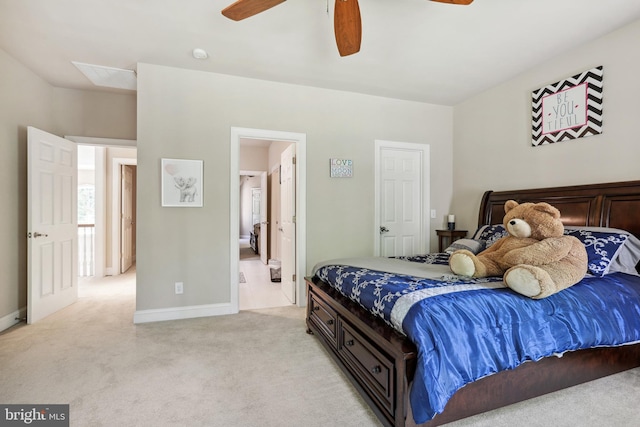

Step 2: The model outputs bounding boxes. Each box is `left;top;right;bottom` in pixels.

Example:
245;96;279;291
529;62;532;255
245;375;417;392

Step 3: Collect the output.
230;127;307;313
27;129;137;324
239;170;277;309
77;147;137;277
67;136;137;280
237;146;290;310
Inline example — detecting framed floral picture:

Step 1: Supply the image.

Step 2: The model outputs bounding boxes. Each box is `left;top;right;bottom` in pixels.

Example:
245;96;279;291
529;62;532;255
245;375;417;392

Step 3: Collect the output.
161;158;203;207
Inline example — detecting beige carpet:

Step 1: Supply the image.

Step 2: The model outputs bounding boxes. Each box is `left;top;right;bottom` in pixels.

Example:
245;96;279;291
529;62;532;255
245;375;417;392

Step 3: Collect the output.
0;272;379;427
1;271;639;426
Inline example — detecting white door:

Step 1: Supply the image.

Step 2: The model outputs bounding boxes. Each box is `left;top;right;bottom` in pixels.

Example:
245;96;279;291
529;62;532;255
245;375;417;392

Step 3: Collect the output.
259;172;268;264
375;141;430;257
269;169;281;261
251;187;261;227
27;126;78;324
120;165;134;273
280;144;296;303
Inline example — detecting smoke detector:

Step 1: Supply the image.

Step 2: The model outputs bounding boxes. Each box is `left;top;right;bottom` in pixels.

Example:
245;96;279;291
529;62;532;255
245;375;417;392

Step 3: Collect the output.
192;48;209;60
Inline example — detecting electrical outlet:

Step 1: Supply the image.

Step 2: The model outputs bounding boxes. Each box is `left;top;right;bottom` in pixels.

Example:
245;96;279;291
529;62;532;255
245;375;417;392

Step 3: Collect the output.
175;282;184;294
431;209;437;219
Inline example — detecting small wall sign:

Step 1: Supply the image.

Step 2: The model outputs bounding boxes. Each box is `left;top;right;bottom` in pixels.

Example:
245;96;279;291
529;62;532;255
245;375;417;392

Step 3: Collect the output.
531;66;603;146
330;158;353;178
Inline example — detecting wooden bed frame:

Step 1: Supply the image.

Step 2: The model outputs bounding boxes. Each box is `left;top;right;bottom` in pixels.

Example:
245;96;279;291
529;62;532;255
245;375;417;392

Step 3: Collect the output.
305;180;640;427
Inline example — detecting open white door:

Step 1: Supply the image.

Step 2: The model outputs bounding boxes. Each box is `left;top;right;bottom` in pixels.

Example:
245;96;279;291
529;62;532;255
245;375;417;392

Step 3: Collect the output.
27;127;78;324
120;164;134;273
280;144;296;303
259;172;268;264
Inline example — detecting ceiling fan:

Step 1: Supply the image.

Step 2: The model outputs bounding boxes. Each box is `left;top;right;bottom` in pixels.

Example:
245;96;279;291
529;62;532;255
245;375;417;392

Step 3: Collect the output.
221;0;474;57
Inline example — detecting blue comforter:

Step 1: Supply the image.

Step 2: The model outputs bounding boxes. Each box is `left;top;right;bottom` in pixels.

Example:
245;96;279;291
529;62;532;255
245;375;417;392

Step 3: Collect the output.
314;258;640;424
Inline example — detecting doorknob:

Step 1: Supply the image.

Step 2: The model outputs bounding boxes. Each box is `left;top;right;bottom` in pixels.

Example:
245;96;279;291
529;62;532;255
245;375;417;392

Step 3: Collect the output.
379;226;389;234
33;232;48;238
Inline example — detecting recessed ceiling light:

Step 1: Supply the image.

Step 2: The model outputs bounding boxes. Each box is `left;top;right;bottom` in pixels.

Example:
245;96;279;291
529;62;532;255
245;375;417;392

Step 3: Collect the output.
192;48;209;60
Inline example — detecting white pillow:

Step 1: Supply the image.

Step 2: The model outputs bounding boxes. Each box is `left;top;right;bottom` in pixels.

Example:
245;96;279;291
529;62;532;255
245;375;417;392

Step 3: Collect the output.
445;239;484;255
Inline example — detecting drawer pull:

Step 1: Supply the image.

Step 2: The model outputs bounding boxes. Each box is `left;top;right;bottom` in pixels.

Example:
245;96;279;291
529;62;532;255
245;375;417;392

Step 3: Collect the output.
326;319;334;325
345;339;354;347
371;365;382;374
313;305;320;311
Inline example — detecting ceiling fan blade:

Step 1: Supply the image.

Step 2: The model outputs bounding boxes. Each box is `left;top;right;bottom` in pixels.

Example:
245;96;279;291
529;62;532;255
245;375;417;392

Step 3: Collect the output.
334;0;362;57
222;0;286;21
430;0;474;4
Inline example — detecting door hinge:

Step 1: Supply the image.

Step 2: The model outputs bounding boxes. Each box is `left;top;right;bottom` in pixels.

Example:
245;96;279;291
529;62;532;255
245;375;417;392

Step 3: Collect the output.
292;274;296;282
292;215;296;223
292;156;296;165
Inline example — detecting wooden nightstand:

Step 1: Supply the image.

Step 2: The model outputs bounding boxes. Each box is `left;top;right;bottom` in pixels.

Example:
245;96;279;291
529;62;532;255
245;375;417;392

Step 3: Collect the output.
436;229;468;252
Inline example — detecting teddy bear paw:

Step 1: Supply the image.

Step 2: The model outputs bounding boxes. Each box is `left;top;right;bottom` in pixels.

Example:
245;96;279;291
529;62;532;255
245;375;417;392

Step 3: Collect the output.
450;252;475;277
504;266;542;298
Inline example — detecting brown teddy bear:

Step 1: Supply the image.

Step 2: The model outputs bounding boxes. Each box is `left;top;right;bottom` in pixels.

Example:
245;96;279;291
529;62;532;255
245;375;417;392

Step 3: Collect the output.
449;200;588;299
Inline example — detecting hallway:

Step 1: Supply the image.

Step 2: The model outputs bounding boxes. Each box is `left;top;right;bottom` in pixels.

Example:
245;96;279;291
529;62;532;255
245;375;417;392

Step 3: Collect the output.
239;238;291;310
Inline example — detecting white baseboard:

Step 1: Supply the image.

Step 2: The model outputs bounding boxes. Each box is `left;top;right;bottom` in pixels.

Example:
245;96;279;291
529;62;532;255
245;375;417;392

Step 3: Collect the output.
133;303;236;324
0;307;26;332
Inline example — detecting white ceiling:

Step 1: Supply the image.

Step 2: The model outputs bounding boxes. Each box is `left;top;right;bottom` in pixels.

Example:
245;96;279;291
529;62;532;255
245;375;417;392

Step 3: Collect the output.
2;0;640;106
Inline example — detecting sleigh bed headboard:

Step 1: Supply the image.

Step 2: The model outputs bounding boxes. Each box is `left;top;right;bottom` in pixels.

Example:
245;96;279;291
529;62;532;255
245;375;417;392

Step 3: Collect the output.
478;180;640;240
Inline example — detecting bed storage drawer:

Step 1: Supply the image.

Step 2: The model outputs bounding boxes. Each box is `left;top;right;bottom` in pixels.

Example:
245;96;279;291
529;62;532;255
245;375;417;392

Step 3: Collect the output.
339;321;394;414
306;277;416;427
308;290;338;347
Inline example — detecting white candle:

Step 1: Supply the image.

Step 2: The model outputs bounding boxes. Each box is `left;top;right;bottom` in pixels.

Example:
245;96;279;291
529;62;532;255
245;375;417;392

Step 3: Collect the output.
448;214;455;223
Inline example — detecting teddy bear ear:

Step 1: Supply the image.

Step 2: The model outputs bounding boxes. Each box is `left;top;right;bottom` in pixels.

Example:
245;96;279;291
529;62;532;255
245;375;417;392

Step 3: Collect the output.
532;202;560;218
504;200;519;213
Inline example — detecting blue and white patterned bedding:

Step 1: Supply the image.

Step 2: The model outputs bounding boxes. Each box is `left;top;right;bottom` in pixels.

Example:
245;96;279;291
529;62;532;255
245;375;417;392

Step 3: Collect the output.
313;251;640;424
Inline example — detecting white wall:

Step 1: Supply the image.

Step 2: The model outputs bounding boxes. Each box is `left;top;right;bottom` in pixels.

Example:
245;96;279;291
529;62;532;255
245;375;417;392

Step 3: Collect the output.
136;63;453;313
53;87;136;139
452;19;640;234
239;143;268;171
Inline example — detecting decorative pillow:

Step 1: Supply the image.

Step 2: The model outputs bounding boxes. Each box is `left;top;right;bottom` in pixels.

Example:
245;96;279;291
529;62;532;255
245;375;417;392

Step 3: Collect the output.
444;238;484;254
564;227;640;276
609;234;640;276
472;225;508;249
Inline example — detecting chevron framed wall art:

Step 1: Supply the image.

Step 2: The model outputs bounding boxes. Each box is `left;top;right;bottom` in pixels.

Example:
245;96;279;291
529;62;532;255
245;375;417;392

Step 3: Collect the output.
531;66;603;146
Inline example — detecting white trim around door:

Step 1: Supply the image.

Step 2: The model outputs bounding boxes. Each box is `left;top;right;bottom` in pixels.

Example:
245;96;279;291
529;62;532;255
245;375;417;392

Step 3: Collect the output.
230;127;307;313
